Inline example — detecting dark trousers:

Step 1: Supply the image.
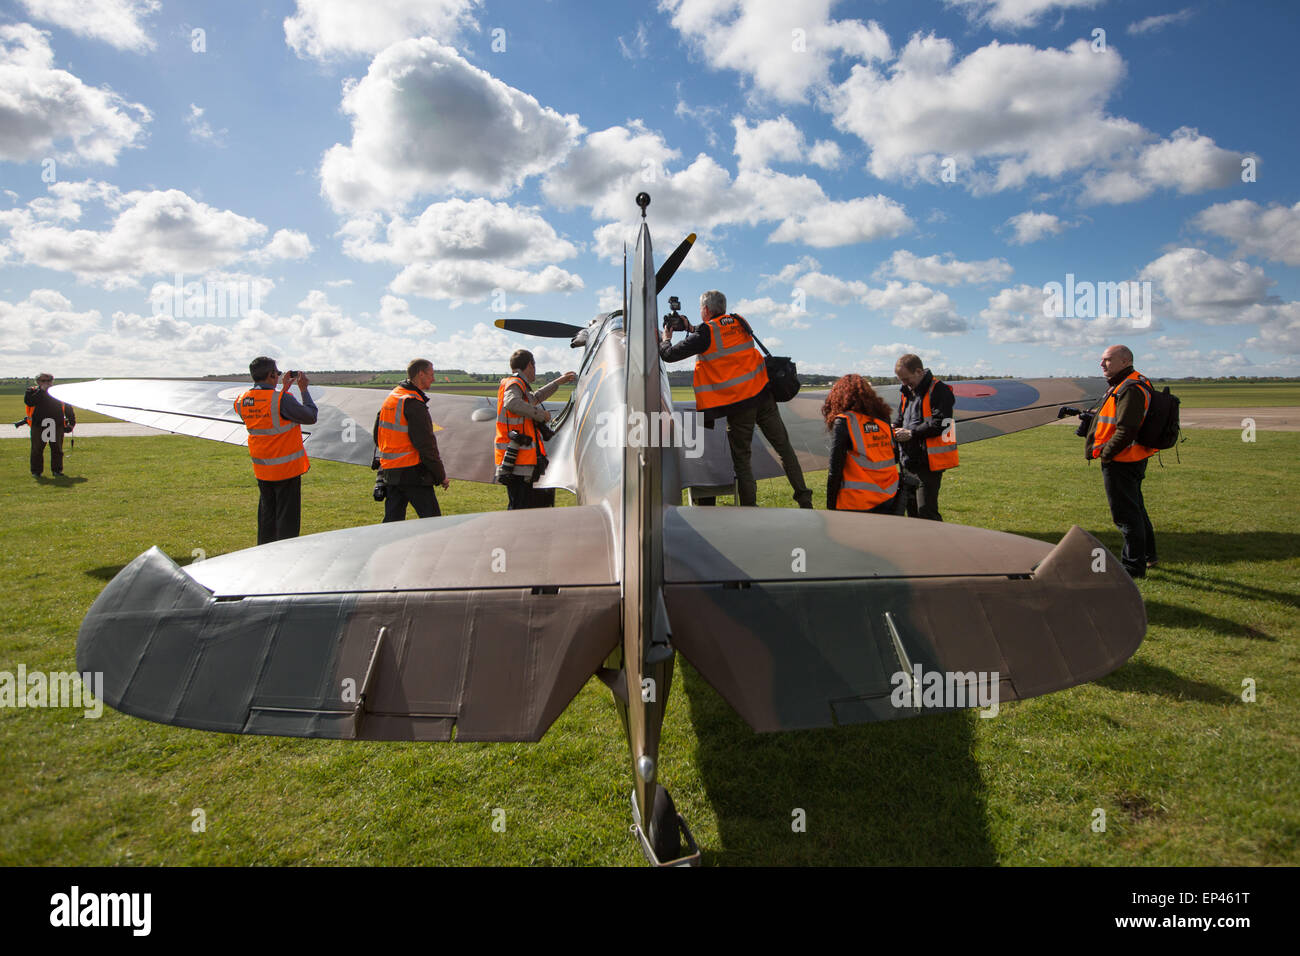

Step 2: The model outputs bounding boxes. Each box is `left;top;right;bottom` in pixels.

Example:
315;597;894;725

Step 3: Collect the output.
383;484;440;522
502;476;556;510
30;429;64;475
902;465;944;520
725;392;813;508
1101;459;1156;574
256;475;301;545
835;491;904;516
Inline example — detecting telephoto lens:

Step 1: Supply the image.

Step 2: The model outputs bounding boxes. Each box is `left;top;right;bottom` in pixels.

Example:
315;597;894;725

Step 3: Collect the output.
372;475;387;501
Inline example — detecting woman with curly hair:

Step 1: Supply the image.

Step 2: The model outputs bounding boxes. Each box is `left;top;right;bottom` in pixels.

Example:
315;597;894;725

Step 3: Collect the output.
821;374;902;514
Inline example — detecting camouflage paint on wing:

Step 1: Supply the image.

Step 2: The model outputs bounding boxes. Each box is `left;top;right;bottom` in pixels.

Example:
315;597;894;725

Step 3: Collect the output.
662;506;1144;732
76;507;621;742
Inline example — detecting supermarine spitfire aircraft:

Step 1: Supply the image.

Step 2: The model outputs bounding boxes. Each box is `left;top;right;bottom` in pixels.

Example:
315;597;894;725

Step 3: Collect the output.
54;194;1145;866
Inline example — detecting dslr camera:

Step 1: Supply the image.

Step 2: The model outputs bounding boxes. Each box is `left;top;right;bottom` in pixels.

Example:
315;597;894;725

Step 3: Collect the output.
1058;406;1096;438
500;428;534;470
662;295;689;333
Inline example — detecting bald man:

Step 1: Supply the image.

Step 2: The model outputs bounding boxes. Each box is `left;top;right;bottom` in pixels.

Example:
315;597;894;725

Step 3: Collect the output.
1085;344;1158;578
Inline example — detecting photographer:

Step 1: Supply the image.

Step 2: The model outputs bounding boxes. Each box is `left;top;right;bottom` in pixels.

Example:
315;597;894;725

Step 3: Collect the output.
660;291;813;509
1081;344;1158;578
23;372;75;478
495;349;575;510
235;357;316;544
372;358;449;522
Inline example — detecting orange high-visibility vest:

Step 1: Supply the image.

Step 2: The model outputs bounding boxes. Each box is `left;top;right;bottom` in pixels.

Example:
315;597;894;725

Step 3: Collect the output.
377;385;424;469
692;314;768;411
898;383;958;471
834;412;899;510
235;387;309;481
1091;370;1156;463
495;374;544;467
24;402;33;427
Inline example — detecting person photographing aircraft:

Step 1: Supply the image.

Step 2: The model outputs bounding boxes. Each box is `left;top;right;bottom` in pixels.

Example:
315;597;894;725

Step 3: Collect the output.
372;358;449;521
235;357;316;544
659;290;813;509
495;349;575;509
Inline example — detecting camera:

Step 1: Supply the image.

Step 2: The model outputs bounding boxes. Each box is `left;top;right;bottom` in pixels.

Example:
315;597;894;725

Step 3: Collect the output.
501;428;534;469
1058;405;1096;437
372;474;387;501
663;295;688;333
287;370;300;378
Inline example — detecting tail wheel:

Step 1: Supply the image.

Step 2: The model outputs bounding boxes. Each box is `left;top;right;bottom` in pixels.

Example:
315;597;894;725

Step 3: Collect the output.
648;784;681;862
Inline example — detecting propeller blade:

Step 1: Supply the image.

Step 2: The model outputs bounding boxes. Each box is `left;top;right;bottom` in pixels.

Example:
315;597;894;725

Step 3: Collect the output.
493;318;585;338
654;233;696;295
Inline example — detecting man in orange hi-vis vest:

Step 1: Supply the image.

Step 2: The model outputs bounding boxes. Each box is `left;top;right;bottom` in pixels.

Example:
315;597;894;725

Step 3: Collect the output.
893;353;957;521
659;290;813;509
235;356;317;544
372;357;449;522
1084;344;1158;579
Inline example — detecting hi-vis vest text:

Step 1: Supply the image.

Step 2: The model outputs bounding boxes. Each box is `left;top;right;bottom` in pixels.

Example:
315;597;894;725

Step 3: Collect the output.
377;385;425;469
1091;370;1157;463
834;412;899;510
692;314;768;411
495;375;543;467
235;388;308;481
898;384;958;471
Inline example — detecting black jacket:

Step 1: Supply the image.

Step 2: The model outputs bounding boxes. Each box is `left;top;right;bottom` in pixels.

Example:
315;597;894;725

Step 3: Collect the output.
659;317;770;424
892;371;954;471
372;381;446;486
24;386;75;434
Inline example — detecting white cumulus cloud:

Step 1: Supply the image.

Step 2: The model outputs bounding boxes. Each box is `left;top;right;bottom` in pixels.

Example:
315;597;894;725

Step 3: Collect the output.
320;39;582;212
285;0;480;59
0;24;150;164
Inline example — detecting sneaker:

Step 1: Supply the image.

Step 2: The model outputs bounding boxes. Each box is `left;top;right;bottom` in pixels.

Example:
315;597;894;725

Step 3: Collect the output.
1146;558;1158;568
52;471;64;477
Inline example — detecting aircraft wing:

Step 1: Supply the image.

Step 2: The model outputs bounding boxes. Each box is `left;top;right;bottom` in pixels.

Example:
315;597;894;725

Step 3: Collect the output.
76;507;621;742
678;377;1107;489
49;379;500;482
662;506;1144;731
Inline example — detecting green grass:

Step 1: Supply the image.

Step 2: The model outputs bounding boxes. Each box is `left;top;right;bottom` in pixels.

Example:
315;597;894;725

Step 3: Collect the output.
1;424;1296;866
1147;381;1300;407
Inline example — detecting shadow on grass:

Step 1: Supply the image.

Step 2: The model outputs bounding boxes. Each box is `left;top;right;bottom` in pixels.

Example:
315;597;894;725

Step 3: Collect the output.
1145;600;1276;641
33;474;89;486
1006;530;1300;575
1152;566;1299;606
680;661;996;866
1096;659;1237;705
86;554;196;581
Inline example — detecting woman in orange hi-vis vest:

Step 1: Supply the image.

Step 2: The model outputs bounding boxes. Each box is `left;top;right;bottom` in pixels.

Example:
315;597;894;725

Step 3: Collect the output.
235;356;316;545
822;374;902;515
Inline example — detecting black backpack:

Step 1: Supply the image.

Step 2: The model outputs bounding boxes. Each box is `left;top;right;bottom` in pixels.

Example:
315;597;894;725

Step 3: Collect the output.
735;316;800;402
1136;382;1180;450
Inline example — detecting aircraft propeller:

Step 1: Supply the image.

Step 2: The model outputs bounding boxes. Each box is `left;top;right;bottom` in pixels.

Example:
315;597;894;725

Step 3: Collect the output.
492;318;586;338
654;233;696;295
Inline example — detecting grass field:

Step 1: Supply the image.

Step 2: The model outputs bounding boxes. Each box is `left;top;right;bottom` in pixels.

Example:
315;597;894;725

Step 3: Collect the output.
0;403;1297;866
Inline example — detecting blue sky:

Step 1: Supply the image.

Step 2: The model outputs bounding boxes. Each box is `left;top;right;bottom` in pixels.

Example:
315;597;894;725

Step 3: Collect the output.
1;0;1297;380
